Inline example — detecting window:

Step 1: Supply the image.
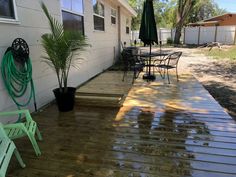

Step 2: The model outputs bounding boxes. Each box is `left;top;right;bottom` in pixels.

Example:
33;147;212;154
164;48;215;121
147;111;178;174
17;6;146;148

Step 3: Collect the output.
126;18;130;34
0;0;16;20
93;0;105;31
111;8;116;25
61;0;84;34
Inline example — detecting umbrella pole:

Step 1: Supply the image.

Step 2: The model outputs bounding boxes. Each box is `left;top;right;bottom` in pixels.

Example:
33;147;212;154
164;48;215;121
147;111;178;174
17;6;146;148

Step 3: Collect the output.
149;44;151;76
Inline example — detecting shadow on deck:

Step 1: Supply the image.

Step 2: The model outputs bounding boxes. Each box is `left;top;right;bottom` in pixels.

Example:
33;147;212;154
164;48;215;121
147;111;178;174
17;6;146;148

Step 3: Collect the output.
7;71;236;177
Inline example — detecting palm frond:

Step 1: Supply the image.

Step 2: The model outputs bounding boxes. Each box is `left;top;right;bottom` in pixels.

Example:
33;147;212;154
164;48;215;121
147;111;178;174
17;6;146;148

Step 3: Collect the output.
41;3;88;92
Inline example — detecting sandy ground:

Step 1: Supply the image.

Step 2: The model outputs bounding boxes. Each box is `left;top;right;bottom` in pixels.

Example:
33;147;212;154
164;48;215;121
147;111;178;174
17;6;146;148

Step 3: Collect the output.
170;47;236;120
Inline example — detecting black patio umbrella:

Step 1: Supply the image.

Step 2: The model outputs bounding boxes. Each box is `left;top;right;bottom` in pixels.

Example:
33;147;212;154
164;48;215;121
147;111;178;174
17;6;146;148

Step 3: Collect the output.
139;0;158;80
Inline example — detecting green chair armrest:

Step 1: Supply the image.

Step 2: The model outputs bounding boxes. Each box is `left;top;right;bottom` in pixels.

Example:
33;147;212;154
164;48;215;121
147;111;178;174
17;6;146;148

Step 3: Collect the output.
3;123;27;132
0;110;33;122
0;109;28;116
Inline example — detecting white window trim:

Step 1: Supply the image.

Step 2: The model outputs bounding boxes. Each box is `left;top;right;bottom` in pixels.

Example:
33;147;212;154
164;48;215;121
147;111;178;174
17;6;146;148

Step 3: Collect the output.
93;1;105;32
111;8;116;25
0;0;19;24
93;13;104;19
93;14;105;32
93;1;105;18
111;8;116;17
61;0;84;16
61;8;84;17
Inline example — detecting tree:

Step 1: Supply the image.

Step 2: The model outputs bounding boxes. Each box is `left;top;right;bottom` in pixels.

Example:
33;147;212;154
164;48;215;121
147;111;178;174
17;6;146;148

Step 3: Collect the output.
129;0;171;30
174;0;196;44
129;0;144;30
187;0;226;23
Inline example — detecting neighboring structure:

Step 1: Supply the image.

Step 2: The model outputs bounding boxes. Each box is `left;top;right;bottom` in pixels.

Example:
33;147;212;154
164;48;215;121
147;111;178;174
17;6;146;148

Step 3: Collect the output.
0;0;136;112
188;13;236;27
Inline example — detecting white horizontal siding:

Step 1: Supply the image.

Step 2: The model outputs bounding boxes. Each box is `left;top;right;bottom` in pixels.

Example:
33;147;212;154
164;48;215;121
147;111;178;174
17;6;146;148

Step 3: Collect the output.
0;0;133;118
120;7;131;45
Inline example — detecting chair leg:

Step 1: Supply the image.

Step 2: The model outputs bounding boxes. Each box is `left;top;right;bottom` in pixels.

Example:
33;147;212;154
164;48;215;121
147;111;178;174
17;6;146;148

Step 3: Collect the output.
163;68;166;79
36;127;43;141
14;149;26;168
176;68;179;82
122;70;127;82
133;69;136;84
167;69;170;84
28;133;41;156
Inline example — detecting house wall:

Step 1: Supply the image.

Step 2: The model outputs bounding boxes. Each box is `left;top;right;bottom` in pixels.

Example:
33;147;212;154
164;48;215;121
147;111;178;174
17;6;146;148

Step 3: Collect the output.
0;0;133;116
219;15;236;26
200;15;236;27
120;7;132;46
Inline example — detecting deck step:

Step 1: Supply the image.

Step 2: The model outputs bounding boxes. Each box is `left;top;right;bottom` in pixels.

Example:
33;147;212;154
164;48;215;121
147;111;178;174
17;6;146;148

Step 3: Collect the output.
75;92;125;107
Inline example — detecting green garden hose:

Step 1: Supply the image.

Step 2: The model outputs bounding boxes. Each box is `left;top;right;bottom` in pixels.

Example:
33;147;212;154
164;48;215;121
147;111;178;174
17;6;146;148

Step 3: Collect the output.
1;50;37;122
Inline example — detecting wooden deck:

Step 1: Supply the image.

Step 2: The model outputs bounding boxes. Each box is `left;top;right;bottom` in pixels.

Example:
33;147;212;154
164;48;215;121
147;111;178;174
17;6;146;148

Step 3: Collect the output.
7;71;236;177
75;71;133;107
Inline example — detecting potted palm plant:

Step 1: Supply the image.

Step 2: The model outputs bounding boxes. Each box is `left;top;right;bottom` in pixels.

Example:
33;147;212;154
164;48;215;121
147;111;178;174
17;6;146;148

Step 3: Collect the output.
41;3;88;112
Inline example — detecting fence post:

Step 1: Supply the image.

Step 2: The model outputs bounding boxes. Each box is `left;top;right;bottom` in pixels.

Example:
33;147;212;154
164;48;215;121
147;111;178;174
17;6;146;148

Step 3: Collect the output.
214;26;218;42
197;26;201;45
171;29;173;40
183;27;186;44
234;26;236;45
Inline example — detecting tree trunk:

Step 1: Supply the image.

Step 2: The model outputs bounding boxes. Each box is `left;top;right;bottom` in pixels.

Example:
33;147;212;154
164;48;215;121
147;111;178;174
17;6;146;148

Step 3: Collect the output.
174;20;184;44
174;0;196;44
174;8;183;44
174;23;182;44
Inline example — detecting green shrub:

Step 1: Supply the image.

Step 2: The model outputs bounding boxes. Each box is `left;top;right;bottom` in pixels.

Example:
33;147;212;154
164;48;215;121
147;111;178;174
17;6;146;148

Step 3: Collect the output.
167;37;173;45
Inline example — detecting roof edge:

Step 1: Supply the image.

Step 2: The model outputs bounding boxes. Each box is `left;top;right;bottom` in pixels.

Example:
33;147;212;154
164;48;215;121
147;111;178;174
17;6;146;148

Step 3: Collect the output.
118;0;137;16
204;13;236;22
188;21;219;26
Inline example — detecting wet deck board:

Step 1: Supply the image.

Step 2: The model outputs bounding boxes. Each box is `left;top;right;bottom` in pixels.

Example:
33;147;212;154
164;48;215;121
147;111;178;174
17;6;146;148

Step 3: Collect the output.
75;71;133;107
7;71;236;177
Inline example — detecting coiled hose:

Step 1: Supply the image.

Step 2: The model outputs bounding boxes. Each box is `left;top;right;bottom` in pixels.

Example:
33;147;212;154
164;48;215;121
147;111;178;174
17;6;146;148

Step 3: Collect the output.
1;50;37;122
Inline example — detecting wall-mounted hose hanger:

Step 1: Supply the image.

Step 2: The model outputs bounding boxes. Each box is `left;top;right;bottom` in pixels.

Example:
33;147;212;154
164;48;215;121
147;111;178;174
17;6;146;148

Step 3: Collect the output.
1;38;37;121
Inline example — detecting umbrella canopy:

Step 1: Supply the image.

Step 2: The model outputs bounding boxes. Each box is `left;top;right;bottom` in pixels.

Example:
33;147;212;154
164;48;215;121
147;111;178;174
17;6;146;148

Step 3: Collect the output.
139;0;158;46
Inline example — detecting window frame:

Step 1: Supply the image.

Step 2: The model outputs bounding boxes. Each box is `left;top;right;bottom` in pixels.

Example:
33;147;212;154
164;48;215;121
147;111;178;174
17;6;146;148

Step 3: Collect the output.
0;0;19;24
93;0;105;32
126;18;130;34
61;0;84;17
61;0;85;34
111;8;116;25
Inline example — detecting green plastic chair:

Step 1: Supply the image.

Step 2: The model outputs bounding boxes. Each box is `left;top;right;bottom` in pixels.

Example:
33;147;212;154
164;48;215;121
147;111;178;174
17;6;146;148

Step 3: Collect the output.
0;110;42;156
0;123;25;177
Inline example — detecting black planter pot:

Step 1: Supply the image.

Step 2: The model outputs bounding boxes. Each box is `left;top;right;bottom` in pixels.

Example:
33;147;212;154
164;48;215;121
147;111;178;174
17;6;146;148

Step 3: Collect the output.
53;87;76;112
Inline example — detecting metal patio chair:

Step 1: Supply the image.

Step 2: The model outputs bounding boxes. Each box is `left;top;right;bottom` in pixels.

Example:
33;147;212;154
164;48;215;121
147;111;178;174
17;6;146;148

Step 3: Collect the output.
155;52;182;84
0;123;25;177
122;48;145;83
0;109;42;156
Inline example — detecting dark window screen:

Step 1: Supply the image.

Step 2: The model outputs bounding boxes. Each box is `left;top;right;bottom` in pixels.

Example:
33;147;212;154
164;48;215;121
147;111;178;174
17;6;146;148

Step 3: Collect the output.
94;15;104;31
126;27;130;34
0;0;15;19
111;16;116;24
62;11;84;34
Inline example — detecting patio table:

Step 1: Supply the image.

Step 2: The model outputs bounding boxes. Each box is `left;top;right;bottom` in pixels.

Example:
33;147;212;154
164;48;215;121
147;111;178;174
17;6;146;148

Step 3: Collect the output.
133;51;169;80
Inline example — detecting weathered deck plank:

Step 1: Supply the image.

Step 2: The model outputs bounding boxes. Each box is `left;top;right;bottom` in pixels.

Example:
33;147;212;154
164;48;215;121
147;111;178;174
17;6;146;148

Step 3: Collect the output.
7;71;236;177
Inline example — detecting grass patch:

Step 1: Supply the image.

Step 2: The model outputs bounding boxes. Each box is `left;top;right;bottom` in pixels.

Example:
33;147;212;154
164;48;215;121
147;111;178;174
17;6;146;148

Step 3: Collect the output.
202;46;236;60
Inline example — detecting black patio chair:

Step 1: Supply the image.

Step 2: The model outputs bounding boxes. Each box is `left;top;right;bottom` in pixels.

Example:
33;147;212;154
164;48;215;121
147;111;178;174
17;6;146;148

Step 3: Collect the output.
122;48;145;83
155;52;182;84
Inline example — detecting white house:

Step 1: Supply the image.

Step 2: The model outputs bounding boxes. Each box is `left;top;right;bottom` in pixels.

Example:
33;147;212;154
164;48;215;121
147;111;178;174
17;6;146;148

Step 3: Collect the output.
0;0;136;112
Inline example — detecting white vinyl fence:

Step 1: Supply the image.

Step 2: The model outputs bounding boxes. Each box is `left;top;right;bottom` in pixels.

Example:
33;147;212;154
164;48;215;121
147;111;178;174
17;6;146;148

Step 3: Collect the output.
185;26;236;45
131;28;178;44
131;26;236;45
131;28;184;44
